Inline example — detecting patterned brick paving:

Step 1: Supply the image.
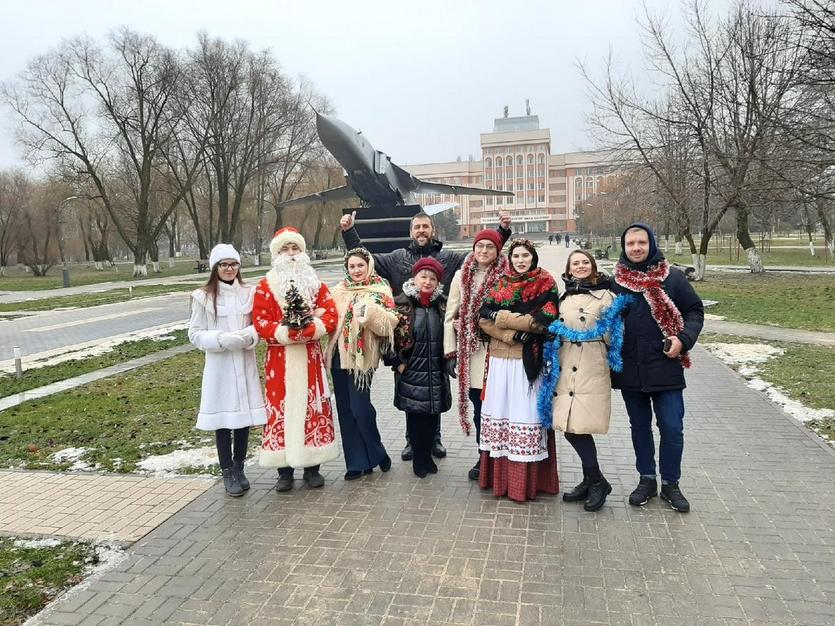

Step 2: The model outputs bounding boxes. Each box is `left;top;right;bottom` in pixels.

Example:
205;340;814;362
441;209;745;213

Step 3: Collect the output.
28;346;835;625
0;472;211;542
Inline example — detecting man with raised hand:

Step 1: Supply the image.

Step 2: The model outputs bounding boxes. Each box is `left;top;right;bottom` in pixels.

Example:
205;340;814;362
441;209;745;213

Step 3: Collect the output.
340;209;512;461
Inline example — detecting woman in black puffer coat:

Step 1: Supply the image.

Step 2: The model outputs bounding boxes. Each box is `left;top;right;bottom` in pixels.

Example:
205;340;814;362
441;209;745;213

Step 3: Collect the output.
388;257;452;478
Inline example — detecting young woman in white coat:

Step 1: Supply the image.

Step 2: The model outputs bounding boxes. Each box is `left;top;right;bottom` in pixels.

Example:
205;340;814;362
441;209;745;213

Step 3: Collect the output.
188;244;267;496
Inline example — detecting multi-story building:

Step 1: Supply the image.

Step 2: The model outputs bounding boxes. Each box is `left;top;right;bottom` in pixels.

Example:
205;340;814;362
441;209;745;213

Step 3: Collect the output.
407;111;621;237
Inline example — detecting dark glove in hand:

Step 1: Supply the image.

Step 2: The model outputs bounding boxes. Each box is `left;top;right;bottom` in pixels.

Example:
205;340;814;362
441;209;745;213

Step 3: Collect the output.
444;357;457;378
479;306;498;321
514;331;533;344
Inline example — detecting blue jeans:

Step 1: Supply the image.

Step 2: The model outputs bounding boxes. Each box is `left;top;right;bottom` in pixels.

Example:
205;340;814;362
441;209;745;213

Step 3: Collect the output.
621;389;685;483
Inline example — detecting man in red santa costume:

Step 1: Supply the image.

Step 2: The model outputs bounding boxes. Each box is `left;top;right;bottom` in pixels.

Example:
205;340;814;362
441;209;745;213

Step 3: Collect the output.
253;227;340;491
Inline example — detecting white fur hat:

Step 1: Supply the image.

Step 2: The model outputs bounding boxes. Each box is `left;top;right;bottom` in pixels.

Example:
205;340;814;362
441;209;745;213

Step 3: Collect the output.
209;243;240;270
270;227;306;259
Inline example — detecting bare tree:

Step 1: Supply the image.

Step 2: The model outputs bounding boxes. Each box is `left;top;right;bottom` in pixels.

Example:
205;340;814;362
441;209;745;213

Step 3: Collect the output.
0;170;29;275
2;29;204;276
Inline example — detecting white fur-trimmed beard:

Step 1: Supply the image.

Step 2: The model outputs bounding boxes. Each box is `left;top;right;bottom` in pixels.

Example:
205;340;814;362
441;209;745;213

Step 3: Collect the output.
270;252;320;303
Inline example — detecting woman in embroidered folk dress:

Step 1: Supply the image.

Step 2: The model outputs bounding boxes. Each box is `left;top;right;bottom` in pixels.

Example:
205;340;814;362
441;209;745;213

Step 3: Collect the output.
188;244;267;497
477;240;561;502
537;250;630;512
443;229;509;481
389;257;452;478
326;248;399;480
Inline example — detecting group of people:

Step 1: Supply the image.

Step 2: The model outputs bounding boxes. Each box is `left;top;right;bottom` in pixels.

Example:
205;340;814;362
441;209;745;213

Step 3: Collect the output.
188;212;703;513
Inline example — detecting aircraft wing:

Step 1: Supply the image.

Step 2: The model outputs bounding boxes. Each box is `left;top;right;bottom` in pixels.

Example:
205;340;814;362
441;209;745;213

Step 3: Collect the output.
277;185;358;209
412;179;514;197
422;202;459;216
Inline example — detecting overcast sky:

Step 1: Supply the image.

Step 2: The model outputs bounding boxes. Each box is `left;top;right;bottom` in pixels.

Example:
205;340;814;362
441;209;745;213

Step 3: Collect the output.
0;0;733;170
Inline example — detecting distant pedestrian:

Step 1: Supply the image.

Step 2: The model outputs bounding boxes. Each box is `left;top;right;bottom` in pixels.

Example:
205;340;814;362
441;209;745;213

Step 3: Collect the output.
564;235;570;248
326;248;399;480
538;250;630;512
188;244;266;497
555;233;562;245
478;239;561;502
612;223;704;512
389;257;452;478
443;229;509;481
254;227;340;492
548;234;554;245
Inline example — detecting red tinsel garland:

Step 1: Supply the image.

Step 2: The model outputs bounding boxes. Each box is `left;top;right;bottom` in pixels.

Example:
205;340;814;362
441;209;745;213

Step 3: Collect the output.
614;260;692;368
456;253;509;434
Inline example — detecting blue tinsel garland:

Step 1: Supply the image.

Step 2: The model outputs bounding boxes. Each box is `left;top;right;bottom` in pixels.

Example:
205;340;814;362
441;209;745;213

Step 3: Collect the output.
536;294;633;429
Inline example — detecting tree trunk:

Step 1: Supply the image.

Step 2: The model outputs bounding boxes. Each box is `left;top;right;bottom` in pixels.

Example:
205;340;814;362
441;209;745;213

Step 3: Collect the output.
691;253;706;281
735;202;764;273
815;199;832;260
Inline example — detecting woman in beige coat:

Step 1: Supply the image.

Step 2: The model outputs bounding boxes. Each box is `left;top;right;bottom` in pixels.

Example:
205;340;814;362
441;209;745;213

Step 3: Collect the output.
443;230;508;480
539;250;630;512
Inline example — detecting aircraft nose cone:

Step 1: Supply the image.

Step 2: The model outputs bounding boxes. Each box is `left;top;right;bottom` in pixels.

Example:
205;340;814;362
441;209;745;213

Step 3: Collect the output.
315;113;346;149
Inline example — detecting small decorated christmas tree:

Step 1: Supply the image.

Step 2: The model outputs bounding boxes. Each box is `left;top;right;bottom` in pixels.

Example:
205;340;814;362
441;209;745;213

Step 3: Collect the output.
282;280;314;328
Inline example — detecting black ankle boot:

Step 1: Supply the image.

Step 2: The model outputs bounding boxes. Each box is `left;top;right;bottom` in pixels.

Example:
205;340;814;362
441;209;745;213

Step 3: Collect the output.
221;468;244;497
562;467;590;502
232;461;250;491
584;471;612;512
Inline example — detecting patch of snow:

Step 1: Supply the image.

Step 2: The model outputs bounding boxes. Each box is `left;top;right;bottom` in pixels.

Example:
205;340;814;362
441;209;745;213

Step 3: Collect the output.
13;538;62;549
702;342;784;364
51;447;96;471
704;313;726;321
702;299;719;307
136;446;218;476
703;340;834;432
21;542;127;626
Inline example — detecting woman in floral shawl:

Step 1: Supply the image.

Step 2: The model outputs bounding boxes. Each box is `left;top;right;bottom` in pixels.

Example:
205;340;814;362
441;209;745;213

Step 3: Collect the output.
326;248;399;480
477;239;561;502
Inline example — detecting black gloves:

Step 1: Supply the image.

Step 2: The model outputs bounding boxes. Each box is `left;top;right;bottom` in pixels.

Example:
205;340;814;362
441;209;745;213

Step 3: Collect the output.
514;331;533;344
479;306;498;321
445;357;457;378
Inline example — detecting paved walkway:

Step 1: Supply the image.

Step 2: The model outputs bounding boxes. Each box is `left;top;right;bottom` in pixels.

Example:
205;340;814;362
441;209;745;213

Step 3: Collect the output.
28;366;835;623
704;319;835;346
10;243;835;625
0;472;211;543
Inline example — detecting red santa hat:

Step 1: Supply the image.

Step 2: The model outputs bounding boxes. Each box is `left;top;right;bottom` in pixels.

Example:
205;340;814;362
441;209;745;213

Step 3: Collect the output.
270;227;306;259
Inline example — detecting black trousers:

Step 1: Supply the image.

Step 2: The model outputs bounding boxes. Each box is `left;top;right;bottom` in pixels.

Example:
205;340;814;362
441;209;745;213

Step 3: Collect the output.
215;427;250;470
406;412;438;474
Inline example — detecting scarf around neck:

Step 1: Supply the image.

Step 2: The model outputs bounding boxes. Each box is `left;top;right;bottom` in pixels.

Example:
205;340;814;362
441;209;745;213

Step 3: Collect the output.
614;259;692;368
456;252;509;435
483;267;561;383
330;263;396;388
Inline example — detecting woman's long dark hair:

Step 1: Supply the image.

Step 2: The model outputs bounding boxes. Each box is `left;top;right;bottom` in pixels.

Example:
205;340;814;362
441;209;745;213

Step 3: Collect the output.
202;264;244;317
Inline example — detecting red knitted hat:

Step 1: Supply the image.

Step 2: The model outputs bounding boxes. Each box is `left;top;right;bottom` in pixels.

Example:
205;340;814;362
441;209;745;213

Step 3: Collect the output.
473;229;503;251
412;257;444;281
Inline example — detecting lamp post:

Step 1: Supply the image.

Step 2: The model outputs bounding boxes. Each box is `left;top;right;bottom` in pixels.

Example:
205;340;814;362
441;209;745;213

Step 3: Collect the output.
57;195;81;288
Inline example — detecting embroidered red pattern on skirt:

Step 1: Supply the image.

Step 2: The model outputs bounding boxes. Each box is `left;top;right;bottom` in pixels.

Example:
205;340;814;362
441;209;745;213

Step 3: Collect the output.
480;416;546;457
479;430;559;503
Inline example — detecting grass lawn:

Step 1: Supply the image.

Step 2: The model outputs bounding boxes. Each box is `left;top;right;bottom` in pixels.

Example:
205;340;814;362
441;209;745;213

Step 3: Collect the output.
0;349;205;472
694;273;835;332
0;344;268;473
701;332;834;445
0;259;208;292
0;538;99;626
0;330;189;399
666;247;834;267
0;284;198;313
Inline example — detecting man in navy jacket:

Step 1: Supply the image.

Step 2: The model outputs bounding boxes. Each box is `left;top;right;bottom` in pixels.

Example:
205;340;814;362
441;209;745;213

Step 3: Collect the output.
612;223;704;512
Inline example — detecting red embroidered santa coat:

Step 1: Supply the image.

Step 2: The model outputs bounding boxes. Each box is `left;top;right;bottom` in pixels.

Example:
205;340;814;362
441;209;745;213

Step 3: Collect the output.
253;270;340;468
